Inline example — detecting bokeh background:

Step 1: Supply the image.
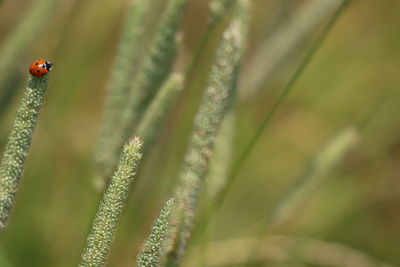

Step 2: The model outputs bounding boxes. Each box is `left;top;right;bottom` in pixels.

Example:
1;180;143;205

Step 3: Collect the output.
0;0;399;266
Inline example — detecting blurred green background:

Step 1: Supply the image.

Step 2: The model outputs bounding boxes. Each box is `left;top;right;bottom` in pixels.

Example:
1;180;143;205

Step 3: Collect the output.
0;0;399;266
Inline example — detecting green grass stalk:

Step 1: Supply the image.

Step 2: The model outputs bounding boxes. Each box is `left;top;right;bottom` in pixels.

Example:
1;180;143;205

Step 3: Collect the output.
163;2;248;265
136;197;175;267
96;0;190;179
136;73;183;147
0;74;51;232
79;138;142;267
95;0;150;177
200;0;242;199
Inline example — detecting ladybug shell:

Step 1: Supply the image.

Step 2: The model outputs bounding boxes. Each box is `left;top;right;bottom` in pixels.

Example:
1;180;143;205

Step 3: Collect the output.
29;60;53;77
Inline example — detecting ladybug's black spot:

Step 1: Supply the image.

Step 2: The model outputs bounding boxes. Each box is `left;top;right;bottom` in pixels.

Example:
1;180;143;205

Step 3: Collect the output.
35;62;39;65
37;70;40;73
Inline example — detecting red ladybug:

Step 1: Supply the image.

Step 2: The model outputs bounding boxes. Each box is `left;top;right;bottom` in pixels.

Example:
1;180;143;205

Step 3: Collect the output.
29;60;53;77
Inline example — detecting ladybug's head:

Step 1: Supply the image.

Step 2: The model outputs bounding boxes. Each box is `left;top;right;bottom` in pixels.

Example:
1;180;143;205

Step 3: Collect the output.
44;61;53;71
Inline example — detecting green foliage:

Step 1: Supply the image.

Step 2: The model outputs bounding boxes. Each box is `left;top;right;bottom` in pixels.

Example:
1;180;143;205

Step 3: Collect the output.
136;197;175;267
79;138;142;266
0;75;50;232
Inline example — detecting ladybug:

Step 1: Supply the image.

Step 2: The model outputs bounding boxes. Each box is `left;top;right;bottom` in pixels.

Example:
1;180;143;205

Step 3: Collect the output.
29;60;53;77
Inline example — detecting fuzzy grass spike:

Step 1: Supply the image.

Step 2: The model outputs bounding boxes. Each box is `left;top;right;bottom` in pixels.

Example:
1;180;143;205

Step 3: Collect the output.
136;197;175;267
0;74;50;232
163;1;249;265
79;137;142;266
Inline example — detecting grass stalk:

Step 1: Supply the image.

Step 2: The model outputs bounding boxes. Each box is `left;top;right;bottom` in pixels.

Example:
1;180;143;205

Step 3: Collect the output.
136;197;175;267
201;0;242;198
79;138;142;267
0;74;51;232
95;0;150;177
136;73;183;147
96;0;190;179
162;2;248;265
